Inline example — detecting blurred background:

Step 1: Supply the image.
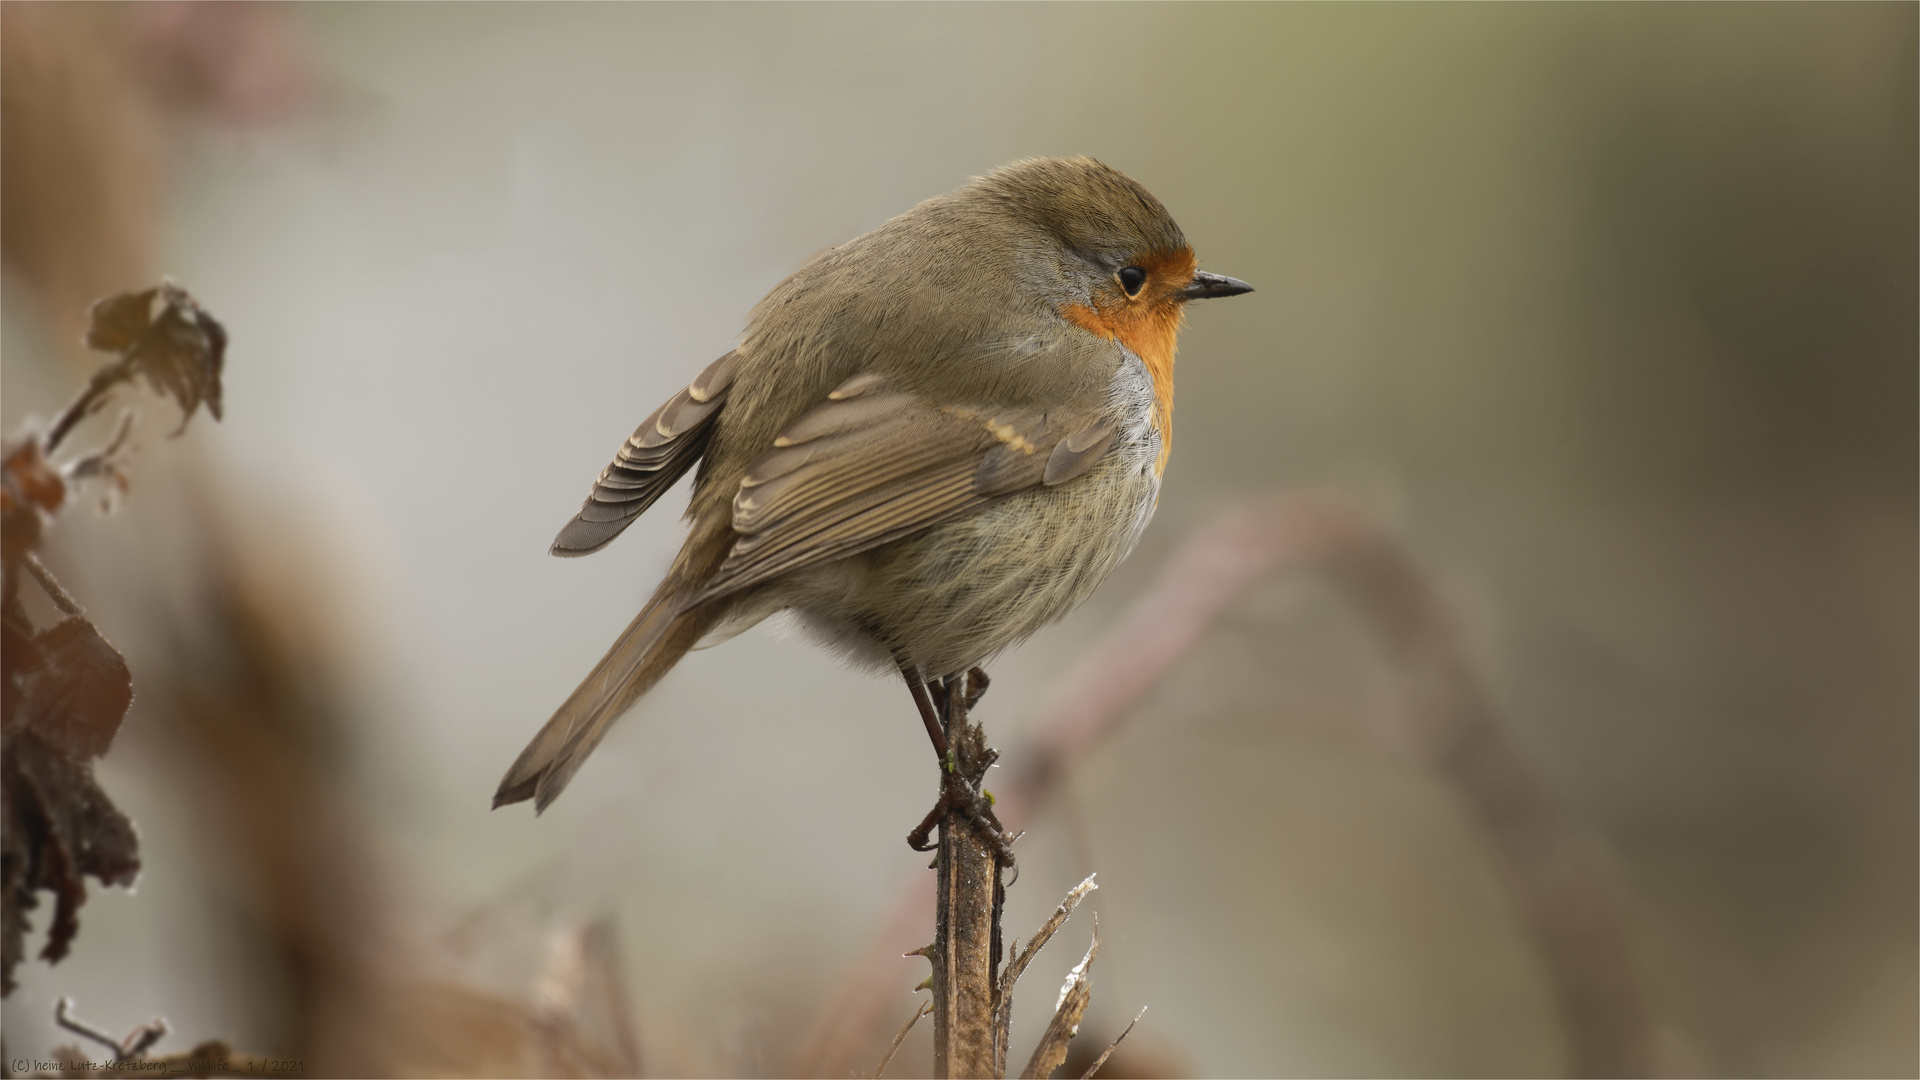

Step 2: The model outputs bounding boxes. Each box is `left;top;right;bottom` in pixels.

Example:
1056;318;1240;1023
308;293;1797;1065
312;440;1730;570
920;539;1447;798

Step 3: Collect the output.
1;3;1913;1076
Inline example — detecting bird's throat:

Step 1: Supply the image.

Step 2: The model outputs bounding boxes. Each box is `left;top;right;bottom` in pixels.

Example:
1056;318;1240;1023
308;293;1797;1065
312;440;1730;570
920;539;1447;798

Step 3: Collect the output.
1062;298;1184;477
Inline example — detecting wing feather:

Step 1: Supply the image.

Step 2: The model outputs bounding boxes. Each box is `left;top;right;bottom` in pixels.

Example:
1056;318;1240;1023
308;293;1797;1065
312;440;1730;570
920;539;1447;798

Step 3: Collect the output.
1043;417;1116;486
551;351;740;556
708;464;980;595
688;372;1117;604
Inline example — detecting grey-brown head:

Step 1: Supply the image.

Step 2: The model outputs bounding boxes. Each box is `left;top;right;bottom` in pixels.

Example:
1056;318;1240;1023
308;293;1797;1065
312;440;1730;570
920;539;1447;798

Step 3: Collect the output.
916;155;1252;317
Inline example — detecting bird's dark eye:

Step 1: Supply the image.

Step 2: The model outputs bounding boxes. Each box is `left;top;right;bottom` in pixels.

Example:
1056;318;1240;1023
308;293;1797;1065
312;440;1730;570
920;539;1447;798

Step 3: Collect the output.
1117;266;1147;297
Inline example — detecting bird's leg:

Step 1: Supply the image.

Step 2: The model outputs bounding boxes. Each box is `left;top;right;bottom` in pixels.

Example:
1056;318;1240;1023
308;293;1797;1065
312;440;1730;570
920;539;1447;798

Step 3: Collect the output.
899;664;1017;868
904;662;954;852
901;663;952;763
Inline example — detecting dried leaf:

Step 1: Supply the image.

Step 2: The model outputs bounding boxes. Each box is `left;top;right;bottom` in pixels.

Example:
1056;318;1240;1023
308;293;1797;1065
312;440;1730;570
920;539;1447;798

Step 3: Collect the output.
12;618;133;760
0;280;221;1000
83;281;227;434
1;435;66;567
82;290;159;354
0;607;140;996
2;435;66;518
2;727;142;993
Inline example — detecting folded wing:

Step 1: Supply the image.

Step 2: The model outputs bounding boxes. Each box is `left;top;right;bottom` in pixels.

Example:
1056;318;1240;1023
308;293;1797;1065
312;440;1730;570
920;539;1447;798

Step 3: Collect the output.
690;371;1115;603
551;351;741;556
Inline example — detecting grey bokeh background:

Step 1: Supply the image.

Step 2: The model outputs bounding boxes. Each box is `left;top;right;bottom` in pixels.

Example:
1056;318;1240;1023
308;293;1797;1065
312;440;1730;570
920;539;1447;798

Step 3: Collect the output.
3;3;1913;1076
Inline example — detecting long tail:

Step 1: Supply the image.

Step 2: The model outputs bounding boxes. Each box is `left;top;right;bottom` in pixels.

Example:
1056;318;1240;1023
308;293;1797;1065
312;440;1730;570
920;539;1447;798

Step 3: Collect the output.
493;578;723;813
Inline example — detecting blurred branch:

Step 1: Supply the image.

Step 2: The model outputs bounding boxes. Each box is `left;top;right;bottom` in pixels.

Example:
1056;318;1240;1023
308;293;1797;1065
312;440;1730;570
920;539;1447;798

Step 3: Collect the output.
1314;501;1656;1077
530;917;644;1077
34;1039;275;1079
141;504;388;1075
22;554;83;619
54;997;167;1063
789;876;936;1076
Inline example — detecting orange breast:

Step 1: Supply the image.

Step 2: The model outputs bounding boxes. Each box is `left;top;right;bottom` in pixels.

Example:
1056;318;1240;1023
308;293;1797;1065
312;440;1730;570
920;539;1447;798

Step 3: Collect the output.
1061;248;1195;476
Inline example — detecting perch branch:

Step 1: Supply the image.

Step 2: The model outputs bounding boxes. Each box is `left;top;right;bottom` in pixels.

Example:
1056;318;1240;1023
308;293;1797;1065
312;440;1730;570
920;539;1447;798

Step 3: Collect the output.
930;669;1007;1079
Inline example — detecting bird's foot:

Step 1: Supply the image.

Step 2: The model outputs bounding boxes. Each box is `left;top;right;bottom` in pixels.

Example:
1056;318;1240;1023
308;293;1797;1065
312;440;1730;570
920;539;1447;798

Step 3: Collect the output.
901;666;1017;873
906;767;1018;869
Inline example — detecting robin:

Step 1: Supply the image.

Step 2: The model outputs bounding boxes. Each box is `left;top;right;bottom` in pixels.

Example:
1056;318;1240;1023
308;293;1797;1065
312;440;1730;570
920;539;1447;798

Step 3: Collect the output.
494;157;1252;831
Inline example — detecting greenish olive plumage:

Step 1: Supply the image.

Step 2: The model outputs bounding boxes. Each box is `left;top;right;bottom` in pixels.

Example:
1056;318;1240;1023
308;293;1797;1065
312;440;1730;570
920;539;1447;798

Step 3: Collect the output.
496;157;1250;812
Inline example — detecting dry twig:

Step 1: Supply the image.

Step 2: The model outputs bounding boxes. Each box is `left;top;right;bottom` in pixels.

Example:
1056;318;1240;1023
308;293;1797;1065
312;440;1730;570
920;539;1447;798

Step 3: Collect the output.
1077;1006;1146;1080
927;670;1007;1078
994;874;1097;1072
54;996;169;1062
1018;920;1101;1080
870;999;931;1079
37;1039;277;1078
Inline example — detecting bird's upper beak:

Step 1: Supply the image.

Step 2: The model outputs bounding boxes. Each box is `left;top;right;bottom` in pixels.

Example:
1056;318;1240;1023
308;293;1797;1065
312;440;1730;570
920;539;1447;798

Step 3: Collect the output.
1180;271;1254;301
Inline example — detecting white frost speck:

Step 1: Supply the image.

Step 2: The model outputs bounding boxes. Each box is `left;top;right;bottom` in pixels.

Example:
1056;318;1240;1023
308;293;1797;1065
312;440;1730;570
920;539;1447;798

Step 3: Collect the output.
1056;947;1094;1012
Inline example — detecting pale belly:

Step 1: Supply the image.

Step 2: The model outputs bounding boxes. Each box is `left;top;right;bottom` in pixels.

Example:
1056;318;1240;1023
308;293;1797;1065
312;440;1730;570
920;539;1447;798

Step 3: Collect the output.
716;354;1166;678
829;450;1159;676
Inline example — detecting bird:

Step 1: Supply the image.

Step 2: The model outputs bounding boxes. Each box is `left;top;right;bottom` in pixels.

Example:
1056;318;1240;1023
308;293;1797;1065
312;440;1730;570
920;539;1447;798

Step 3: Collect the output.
494;156;1251;817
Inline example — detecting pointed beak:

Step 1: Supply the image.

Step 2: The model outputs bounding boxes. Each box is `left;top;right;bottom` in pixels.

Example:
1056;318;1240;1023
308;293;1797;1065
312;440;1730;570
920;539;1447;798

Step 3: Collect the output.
1179;271;1254;301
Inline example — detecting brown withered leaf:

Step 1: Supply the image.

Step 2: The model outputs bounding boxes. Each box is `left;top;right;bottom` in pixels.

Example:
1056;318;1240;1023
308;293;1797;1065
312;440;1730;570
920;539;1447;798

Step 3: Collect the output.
0;280;228;999
1;736;141;994
0;615;139;995
1;435;67;517
11;618;134;759
83;280;226;435
1;434;67;567
82;290;162;354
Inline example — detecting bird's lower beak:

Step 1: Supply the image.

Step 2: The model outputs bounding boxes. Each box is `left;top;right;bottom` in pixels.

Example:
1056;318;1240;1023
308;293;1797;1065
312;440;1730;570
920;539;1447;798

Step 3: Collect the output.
1180;271;1254;301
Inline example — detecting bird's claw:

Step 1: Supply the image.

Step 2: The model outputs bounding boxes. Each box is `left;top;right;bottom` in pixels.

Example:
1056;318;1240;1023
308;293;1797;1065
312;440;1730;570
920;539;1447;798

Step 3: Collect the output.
905;767;1018;868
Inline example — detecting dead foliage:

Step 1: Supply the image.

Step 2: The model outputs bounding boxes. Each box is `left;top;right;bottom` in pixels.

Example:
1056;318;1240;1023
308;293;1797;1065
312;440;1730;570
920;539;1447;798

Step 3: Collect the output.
0;282;226;996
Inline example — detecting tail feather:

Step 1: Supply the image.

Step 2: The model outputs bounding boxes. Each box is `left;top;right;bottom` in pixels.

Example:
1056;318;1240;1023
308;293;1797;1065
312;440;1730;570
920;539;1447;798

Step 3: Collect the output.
494;583;722;812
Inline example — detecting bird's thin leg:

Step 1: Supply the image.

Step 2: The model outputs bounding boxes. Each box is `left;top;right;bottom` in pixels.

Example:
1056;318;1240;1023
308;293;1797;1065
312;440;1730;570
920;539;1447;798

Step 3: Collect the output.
901;663;1015;868
900;662;952;763
903;662;953;852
